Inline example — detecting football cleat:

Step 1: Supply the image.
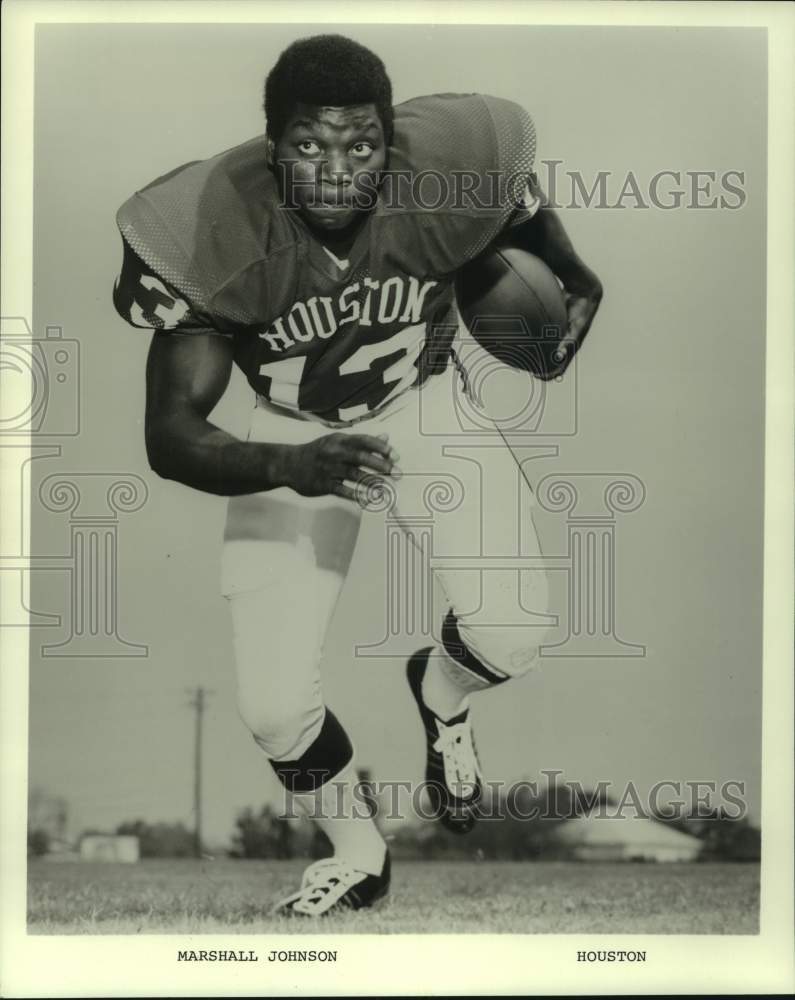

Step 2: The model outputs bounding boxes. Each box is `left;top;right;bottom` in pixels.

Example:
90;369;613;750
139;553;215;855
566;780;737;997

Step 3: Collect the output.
407;648;483;834
270;852;391;917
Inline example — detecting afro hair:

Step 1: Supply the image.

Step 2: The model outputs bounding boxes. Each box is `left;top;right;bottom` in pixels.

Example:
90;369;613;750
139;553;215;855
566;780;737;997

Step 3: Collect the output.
264;34;394;143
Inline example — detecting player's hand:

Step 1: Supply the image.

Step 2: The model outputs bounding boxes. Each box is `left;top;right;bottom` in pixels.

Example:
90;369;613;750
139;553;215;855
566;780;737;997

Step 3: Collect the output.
562;270;603;348
549;271;603;374
285;432;402;505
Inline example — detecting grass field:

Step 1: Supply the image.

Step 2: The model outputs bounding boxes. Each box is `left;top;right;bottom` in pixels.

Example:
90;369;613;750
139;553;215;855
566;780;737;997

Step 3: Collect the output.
28;858;759;935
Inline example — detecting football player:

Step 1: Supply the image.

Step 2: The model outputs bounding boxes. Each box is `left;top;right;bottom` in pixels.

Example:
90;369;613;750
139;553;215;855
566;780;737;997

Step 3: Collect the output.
113;34;602;917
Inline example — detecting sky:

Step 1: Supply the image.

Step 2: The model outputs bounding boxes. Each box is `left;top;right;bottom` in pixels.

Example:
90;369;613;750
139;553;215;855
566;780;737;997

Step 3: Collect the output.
25;23;766;846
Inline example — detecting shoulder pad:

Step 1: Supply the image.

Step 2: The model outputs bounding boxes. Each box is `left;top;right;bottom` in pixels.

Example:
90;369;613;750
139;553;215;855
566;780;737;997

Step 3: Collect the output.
116;137;292;322
378;94;537;275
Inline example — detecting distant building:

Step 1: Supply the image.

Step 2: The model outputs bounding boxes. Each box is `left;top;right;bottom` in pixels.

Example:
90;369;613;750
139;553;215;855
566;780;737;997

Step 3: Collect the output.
79;834;140;863
556;811;702;862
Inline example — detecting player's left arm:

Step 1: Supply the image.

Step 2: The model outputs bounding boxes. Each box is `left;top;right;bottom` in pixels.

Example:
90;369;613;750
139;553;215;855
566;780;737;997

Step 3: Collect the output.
507;178;603;373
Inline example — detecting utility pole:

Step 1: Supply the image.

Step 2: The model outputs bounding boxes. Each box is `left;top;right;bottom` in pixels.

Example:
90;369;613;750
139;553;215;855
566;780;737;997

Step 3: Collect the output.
187;686;212;858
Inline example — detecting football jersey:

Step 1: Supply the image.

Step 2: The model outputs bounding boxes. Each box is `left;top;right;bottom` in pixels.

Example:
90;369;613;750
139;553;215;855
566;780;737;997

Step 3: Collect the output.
113;93;539;423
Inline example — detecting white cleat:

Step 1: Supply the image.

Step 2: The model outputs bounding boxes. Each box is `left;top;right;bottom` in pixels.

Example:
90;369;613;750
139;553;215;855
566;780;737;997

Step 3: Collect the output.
271;853;391;917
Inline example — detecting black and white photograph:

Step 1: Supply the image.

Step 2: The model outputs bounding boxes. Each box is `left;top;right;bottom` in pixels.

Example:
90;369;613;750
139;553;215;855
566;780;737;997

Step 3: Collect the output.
1;1;793;996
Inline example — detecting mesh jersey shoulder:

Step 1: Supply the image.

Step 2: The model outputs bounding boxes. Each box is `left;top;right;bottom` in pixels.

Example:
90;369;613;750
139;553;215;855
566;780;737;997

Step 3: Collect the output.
115;137;298;326
114;94;538;330
390;93;536;189
377;93;538;275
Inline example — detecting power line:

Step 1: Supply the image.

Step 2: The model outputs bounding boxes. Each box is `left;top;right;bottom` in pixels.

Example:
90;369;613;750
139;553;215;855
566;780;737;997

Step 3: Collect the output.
186;686;213;858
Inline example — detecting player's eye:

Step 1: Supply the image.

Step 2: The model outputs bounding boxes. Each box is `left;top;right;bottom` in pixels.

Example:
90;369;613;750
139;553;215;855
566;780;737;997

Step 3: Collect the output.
297;140;321;156
349;142;375;160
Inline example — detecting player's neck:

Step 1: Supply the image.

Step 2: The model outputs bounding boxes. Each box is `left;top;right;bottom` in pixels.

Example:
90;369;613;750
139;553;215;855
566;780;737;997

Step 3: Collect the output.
304;214;368;256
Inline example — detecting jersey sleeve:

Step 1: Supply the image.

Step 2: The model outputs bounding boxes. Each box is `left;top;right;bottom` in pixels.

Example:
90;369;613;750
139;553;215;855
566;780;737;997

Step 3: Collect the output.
504;174;543;231
483;95;540;236
112;236;229;336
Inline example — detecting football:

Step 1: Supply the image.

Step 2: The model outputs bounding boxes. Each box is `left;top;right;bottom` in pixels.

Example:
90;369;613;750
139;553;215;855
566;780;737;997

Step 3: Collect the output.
455;245;569;380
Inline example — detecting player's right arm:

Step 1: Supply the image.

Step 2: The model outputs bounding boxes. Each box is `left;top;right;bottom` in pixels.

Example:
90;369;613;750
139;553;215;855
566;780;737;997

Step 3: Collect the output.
144;331;399;501
114;218;398;500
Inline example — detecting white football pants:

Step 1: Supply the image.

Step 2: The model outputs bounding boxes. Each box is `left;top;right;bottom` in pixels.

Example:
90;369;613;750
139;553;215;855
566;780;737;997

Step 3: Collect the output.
221;359;551;761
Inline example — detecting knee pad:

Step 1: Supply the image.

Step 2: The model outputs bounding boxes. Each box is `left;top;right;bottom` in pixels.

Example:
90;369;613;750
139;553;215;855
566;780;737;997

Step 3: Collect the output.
442;609;548;683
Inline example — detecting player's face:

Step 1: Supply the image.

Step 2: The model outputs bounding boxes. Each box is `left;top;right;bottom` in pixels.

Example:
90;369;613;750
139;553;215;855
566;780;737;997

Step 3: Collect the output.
274;102;386;232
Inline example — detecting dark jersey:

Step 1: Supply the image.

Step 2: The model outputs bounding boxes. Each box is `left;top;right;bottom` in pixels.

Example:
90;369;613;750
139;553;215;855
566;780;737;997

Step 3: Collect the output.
113;93;538;423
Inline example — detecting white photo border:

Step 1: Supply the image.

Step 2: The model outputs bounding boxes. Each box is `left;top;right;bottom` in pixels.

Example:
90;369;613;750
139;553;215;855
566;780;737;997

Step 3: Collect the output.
1;1;792;996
